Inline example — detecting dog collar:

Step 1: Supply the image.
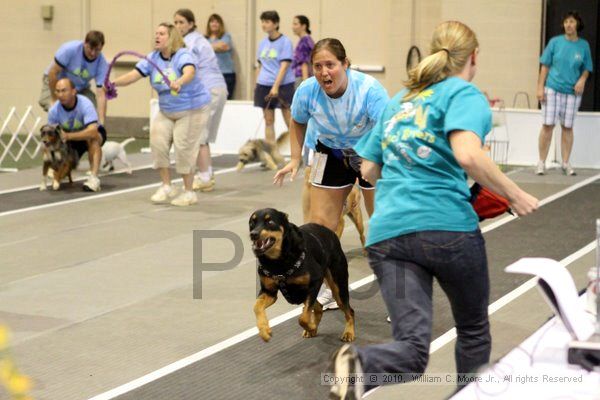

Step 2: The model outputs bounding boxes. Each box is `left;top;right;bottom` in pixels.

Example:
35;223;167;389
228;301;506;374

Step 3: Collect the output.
257;251;306;280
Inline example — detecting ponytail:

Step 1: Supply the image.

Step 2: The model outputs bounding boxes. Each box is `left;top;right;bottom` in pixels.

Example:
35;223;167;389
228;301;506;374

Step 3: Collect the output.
403;21;478;101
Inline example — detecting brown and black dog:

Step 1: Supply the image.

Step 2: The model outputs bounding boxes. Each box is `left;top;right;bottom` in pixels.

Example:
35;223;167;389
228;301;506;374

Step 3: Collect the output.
250;208;355;342
303;168;366;249
39;124;79;191
336;186;366;248
236;131;289;171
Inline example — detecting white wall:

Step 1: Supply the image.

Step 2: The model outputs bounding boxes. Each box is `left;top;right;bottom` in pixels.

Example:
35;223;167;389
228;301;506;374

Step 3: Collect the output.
494;109;600;168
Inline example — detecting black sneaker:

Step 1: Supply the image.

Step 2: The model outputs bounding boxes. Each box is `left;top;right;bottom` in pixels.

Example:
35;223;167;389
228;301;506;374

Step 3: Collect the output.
328;344;364;399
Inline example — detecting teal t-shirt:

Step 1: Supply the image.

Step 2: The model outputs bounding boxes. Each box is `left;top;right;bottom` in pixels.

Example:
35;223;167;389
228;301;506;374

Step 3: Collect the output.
354;77;492;247
540;35;593;95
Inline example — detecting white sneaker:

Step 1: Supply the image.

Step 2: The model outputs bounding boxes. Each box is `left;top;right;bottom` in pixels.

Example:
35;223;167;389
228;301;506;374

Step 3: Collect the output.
151;184;179;203
386;316;391;323
170;191;198;206
535;161;545;175
193;176;215;192
83;175;101;192
317;288;339;310
328;344;365;400
562;163;576;176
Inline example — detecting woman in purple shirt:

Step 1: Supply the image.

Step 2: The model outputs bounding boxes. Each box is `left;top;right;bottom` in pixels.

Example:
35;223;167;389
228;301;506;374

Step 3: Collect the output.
291;15;314;88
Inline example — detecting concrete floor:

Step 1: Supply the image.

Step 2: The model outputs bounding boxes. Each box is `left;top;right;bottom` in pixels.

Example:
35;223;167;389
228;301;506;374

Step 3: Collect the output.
0;155;598;400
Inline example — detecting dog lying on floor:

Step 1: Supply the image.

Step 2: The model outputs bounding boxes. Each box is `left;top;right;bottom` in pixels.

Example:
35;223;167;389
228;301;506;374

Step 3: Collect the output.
250;208;355;342
100;137;135;173
39;124;79;191
236;131;289;171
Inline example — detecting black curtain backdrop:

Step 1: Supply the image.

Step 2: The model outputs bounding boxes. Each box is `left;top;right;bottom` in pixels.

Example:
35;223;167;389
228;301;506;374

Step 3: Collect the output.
545;0;599;111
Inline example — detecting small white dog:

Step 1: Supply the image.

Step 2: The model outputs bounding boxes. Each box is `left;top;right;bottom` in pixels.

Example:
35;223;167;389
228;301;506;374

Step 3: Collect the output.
101;137;135;174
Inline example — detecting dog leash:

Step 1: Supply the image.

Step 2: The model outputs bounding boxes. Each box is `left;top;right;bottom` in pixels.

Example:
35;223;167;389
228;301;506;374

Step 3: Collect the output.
103;50;173;100
251;95;289;140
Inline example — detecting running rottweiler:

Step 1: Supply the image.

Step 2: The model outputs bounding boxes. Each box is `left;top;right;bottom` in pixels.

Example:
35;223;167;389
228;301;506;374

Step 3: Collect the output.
250;208;355;342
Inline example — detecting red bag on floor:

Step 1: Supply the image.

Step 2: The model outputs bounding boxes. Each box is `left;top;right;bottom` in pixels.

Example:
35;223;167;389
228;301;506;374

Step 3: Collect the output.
469;183;513;221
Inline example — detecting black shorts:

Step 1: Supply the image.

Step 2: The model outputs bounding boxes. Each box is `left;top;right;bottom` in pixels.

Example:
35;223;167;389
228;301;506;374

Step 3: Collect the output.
253;82;295;109
310;141;373;190
71;126;107;158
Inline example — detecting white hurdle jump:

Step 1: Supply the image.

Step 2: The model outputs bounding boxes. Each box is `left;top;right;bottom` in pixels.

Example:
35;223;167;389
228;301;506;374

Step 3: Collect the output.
0;106;43;172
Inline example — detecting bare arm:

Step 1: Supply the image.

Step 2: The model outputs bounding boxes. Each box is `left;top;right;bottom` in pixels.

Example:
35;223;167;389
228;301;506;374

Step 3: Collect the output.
269;61;291;96
96;87;107;125
450;130;538;216
289;118;306;162
112;69;144;87
361;159;382;185
170;65;195;93
48;63;63;102
255;63;262;86
211;41;230;52
537;65;549;102
574;70;590;95
301;63;309;81
273;118;306;185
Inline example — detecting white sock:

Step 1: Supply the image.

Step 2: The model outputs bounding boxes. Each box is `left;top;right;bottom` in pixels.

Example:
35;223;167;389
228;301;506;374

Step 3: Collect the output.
208;166;213;176
198;171;211;182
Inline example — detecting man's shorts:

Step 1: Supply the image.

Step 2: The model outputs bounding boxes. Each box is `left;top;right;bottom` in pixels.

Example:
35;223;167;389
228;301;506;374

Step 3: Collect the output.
541;87;582;129
310;141;373;190
71;125;106;158
253;82;295;109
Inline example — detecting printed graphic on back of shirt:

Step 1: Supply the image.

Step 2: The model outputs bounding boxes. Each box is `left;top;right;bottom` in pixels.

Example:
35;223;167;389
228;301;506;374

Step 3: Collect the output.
382;89;436;168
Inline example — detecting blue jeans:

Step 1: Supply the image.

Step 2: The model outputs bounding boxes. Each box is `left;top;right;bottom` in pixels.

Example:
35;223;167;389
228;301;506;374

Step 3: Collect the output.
356;230;491;389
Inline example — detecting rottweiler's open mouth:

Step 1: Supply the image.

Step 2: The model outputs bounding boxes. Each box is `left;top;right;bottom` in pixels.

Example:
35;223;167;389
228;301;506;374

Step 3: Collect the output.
252;237;275;254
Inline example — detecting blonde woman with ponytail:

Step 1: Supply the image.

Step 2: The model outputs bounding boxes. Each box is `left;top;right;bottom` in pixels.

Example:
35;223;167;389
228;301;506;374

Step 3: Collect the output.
328;21;539;398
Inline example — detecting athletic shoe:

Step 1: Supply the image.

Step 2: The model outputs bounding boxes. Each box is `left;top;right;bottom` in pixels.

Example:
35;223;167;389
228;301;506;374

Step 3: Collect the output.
535;161;545;175
317;288;339;310
386;316;391;323
151;185;178;203
562;163;576;176
83;175;101;192
328;344;365;400
170;191;198;206
193;176;215;192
